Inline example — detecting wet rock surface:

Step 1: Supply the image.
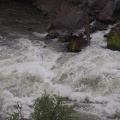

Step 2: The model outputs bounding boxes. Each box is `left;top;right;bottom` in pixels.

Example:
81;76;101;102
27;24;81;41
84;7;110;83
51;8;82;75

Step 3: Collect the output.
90;21;108;33
68;36;88;52
107;23;120;51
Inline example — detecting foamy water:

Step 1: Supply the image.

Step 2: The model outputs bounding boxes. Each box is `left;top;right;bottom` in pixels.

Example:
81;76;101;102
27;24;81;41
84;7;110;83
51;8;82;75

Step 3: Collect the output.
0;29;120;119
0;2;120;120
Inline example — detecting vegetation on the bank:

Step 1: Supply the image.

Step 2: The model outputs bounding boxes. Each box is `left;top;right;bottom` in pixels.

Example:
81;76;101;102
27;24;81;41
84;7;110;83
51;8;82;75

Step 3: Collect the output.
6;94;79;120
6;103;23;120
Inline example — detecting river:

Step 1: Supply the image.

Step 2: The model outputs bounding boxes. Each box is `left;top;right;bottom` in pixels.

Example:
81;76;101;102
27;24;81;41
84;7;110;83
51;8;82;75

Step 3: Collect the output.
0;1;120;120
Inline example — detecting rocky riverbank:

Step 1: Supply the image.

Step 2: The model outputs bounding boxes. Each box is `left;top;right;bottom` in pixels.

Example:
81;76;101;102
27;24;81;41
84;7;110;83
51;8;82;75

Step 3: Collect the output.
1;0;120;52
33;0;120;52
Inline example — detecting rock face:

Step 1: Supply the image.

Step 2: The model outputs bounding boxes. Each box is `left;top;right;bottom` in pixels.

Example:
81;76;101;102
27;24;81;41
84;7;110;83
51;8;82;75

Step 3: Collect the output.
97;0;117;22
107;23;120;51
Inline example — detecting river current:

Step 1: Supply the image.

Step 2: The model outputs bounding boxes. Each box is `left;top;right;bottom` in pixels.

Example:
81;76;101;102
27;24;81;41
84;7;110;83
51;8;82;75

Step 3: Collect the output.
0;1;120;120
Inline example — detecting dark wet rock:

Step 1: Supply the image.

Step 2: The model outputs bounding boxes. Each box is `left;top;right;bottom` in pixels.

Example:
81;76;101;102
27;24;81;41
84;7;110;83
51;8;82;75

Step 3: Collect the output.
68;36;88;52
104;33;109;38
46;21;63;33
28;27;34;31
90;0;109;11
107;28;120;51
90;21;108;33
70;0;80;5
97;0;117;23
97;14;116;23
45;30;59;39
46;22;55;33
58;35;71;42
33;0;120;38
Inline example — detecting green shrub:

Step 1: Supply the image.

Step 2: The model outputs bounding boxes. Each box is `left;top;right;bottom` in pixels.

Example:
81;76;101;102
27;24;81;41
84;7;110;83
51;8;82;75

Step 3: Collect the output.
6;94;79;120
30;94;78;120
6;103;23;120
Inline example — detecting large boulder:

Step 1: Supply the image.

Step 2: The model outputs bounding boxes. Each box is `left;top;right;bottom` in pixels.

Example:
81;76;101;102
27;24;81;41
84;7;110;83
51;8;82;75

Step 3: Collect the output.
107;23;120;51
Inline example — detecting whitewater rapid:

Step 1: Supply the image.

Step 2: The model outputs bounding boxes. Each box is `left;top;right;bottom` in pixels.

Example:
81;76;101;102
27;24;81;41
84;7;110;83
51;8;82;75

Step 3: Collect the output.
0;2;120;120
0;29;120;119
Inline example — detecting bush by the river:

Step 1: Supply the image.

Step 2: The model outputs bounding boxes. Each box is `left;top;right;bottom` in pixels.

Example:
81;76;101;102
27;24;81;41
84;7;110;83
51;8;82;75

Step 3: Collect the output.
6;94;79;120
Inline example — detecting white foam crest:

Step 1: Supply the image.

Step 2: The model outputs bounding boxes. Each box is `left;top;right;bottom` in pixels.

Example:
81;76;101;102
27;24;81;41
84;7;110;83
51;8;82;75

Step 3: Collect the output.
0;36;61;118
50;30;120;118
52;84;73;97
1;29;120;119
32;32;47;38
53;39;120;95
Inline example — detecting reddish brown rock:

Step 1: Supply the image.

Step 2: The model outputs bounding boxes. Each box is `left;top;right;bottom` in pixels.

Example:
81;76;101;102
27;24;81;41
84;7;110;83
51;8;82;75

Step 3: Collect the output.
68;36;88;52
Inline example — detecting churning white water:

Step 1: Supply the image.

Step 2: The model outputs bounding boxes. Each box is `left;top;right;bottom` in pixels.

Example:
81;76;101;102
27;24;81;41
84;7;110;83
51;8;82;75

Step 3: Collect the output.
0;2;120;120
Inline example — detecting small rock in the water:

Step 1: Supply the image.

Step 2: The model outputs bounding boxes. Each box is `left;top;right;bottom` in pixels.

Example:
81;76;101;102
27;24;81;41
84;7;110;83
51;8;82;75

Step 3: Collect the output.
68;36;88;52
107;29;120;51
45;30;59;39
